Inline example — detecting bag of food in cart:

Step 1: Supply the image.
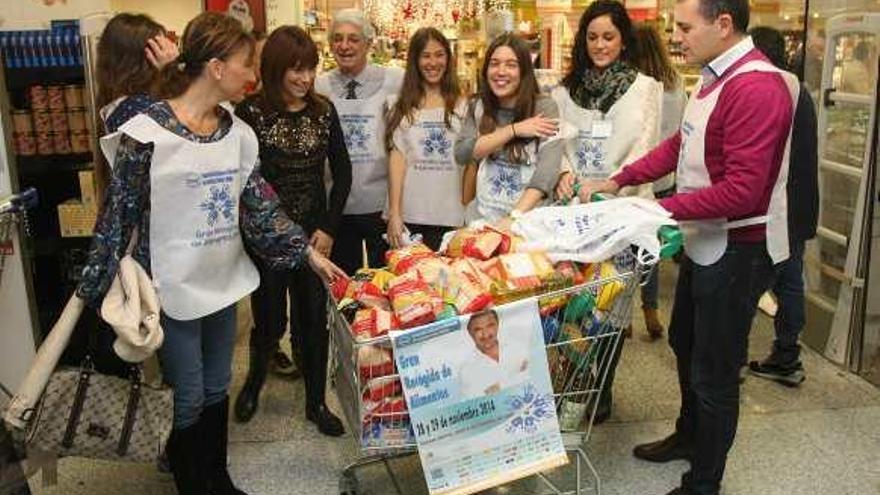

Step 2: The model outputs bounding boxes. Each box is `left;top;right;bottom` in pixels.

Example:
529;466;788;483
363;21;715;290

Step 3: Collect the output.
386;242;437;275
351;307;397;340
512;197;675;263
363;376;403;403
583;261;626;312
386;271;445;329
357;345;396;380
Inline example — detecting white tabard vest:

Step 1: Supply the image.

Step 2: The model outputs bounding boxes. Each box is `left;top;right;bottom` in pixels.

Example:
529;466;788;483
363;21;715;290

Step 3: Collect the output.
676;60;799;266
552;73;661;197
391;104;466;227
316;70;401;215
112;113;260;320
473;101;539;223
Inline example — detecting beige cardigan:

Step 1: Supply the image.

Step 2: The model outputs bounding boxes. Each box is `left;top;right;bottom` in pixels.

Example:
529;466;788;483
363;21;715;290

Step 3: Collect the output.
552;72;663;199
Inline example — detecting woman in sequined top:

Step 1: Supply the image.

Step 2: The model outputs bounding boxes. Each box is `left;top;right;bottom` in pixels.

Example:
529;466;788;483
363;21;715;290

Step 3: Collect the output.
77;13;344;494
233;25;352;436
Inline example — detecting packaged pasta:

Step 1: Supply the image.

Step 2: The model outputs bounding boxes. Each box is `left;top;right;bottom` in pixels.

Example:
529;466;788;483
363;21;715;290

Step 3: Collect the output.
386;243;437;275
386;272;444;329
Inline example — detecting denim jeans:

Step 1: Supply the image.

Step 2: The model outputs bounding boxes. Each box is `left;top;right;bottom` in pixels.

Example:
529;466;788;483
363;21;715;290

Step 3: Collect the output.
668;243;774;494
640;264;660;310
250;257;329;410
158;305;238;429
770;241;806;363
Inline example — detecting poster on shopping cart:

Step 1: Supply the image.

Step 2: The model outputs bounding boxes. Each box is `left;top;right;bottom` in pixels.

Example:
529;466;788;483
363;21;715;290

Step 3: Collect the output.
390;299;568;495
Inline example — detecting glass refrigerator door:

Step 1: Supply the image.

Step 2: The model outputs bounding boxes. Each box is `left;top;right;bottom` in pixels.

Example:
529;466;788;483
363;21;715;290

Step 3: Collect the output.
803;13;880;367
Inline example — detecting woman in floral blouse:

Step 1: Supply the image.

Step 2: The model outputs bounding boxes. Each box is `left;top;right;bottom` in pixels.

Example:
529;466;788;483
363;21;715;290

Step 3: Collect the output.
77;13;344;494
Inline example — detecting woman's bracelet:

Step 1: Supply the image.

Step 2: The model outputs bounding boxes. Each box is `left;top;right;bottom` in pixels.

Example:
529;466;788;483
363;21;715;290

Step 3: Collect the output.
511;123;517;139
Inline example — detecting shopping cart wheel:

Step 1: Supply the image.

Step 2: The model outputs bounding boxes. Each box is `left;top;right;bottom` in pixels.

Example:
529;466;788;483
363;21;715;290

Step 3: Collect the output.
339;471;359;495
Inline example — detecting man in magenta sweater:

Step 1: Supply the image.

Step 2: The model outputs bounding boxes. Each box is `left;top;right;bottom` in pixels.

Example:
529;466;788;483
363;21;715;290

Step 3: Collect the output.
578;0;798;493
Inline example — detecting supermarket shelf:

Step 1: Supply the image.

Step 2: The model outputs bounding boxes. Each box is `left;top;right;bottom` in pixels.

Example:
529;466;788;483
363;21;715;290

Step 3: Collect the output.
27;235;92;257
15;153;93;175
3;66;84;91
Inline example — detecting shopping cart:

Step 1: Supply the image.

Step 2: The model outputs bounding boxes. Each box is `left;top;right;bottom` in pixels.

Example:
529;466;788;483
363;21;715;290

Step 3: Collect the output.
0;187;37;288
329;244;659;495
1;187;38;495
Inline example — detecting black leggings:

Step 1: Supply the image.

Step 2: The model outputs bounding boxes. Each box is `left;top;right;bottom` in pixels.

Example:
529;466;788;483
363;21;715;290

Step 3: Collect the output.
249;258;329;409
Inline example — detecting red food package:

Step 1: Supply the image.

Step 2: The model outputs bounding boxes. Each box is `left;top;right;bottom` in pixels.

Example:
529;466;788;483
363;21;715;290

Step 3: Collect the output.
480;257;506;283
451;258;495;290
363;377;402;403
331;277;350;301
450;260;493;314
357;344;395;381
386;242;437;275
351;281;391;311
499;252;553;291
413;257;456;301
555;261;585;285
446;228;504;260
486;226;513;255
387;272;444;329
362;395;410;424
374;396;408;415
352;307;395;340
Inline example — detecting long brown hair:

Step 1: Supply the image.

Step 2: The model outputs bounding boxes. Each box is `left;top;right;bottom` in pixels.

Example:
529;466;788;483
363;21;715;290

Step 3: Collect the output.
96;13;165;109
385;28;461;151
478;33;540;164
158;12;254;99
633;22;680;90
258;25;327;116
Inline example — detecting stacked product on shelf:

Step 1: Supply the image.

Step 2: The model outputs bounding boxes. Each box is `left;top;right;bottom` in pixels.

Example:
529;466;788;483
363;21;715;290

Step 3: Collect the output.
11;84;90;156
0;19;102;343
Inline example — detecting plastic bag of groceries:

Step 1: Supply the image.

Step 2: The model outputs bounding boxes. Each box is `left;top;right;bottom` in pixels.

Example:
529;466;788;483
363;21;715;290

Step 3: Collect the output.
512;197;676;263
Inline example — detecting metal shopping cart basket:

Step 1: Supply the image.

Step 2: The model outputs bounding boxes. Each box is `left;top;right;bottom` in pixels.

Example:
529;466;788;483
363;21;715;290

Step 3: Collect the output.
0;188;37;289
328;243;663;495
1;187;38;495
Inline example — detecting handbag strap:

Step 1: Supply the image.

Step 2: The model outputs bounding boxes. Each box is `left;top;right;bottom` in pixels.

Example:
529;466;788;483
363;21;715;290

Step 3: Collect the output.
125;225;139;257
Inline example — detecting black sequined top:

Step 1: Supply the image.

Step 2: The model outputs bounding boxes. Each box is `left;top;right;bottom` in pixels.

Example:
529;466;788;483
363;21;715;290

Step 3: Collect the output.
236;95;352;237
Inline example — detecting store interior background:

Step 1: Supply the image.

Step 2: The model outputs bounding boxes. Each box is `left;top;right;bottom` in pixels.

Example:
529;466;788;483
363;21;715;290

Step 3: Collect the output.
1;0;879;442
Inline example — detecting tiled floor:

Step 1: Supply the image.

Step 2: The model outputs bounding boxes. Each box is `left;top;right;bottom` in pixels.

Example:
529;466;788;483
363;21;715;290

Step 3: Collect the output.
25;260;880;494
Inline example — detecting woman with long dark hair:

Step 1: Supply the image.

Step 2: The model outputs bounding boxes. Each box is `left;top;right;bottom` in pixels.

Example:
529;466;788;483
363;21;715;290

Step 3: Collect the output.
96;13;178;132
553;0;662;423
454;33;562;226
233;25;352;435
94;13;178;201
385;28;466;250
78;13;344;493
554;0;662;200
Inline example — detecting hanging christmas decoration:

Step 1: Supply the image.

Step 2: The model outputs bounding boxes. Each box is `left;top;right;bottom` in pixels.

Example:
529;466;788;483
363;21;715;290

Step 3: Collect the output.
363;0;484;38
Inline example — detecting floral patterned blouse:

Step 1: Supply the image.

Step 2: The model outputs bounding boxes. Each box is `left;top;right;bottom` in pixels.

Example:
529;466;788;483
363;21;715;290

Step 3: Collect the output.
76;101;309;308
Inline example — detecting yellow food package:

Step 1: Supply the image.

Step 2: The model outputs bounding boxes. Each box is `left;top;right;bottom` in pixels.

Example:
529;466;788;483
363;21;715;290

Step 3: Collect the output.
583;261;625;311
353;268;396;292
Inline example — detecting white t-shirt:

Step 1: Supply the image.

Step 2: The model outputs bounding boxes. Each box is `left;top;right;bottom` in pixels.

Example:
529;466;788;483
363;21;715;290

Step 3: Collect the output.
388;100;468;227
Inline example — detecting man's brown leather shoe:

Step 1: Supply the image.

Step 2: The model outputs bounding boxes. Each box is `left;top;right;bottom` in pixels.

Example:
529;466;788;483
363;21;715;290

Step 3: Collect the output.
633;432;692;463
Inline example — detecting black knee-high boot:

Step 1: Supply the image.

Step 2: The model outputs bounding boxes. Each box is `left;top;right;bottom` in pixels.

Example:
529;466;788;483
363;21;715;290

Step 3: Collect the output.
203;397;248;495
166;421;208;494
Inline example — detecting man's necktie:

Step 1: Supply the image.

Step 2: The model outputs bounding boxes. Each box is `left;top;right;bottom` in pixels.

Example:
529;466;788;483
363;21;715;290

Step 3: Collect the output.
345;80;359;99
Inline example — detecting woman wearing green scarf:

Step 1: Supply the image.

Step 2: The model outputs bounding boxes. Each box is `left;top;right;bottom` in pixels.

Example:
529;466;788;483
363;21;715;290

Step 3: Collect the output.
551;0;663;424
